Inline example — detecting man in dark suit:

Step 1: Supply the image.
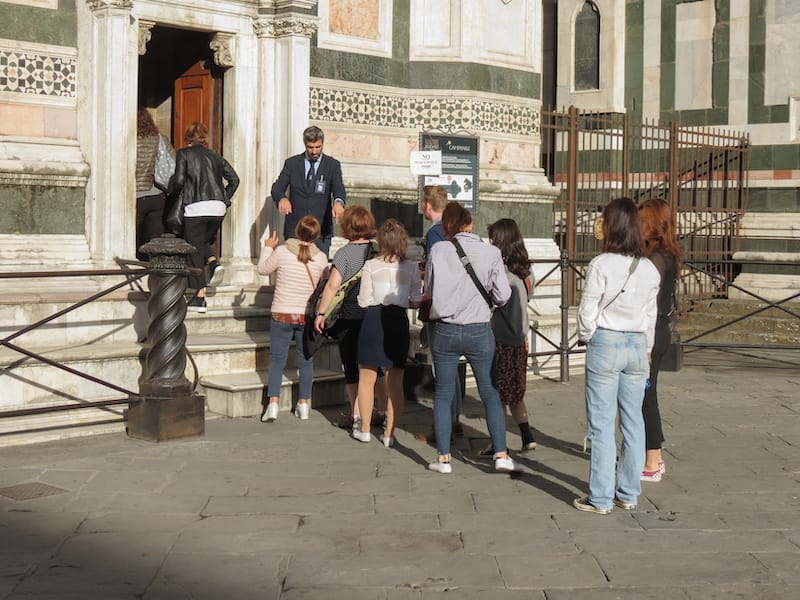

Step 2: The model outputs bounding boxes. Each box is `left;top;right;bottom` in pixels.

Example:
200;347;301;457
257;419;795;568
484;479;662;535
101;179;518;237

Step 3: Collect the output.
271;125;346;255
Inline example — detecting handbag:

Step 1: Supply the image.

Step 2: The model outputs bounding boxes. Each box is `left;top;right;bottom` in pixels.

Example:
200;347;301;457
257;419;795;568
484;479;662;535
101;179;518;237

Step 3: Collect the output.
164;190;184;234
417;297;433;322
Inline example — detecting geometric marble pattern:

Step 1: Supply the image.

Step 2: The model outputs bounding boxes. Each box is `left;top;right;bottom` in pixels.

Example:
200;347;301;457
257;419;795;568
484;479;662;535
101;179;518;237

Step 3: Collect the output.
0;49;76;97
310;86;540;136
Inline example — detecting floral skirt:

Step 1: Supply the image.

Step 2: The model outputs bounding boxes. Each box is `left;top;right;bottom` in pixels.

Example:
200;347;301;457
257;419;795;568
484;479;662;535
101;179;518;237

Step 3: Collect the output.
494;342;527;406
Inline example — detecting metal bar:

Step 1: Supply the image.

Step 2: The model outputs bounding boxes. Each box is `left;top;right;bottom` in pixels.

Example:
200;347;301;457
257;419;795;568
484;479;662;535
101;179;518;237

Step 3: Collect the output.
1;340;138;396
0;398;135;419
1;272;147;345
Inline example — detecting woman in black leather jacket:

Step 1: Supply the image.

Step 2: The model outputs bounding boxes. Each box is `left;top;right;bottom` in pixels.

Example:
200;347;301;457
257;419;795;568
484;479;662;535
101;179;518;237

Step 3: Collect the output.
170;122;239;312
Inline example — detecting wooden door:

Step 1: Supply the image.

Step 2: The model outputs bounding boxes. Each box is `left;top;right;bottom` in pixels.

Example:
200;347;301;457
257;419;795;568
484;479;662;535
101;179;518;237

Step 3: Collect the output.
173;60;223;258
173;62;212;149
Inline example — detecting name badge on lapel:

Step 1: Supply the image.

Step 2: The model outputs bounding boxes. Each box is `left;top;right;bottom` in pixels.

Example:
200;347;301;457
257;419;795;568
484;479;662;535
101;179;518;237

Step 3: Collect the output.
315;176;326;194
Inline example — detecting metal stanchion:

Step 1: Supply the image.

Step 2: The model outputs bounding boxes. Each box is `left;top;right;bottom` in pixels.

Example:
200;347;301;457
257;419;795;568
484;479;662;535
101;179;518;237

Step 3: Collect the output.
126;234;205;441
559;249;571;383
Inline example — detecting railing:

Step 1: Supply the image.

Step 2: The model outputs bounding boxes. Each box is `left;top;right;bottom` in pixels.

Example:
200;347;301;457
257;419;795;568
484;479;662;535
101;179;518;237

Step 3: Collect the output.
0;265;150;419
529;253;800;382
541;106;749;305
1;235;205;441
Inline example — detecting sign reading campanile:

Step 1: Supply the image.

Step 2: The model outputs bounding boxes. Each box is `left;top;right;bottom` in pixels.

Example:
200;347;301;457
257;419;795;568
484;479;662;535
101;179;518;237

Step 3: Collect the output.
418;133;479;212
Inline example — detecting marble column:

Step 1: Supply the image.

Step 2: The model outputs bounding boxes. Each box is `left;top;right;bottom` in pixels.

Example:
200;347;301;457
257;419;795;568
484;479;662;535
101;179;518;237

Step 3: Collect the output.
83;0;137;265
253;14;319;245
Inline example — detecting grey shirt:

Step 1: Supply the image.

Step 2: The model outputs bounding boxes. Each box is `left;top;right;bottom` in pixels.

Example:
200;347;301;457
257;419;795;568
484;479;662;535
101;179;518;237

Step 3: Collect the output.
426;232;511;324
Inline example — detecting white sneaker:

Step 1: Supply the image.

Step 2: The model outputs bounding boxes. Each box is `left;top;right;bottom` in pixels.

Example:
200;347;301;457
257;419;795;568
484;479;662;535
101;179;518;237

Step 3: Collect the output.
352;430;371;443
427;461;452;474
294;403;310;420
379;435;395;448
261;403;279;423
494;456;518;472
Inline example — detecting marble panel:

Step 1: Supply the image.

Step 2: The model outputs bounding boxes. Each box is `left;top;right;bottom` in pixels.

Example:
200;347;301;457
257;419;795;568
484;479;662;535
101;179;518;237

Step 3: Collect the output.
765;0;800;106
318;0;392;57
0;103;44;136
676;39;713;111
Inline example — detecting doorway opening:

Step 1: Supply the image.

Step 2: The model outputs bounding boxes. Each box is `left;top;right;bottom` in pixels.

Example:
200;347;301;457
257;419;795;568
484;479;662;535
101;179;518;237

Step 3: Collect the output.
137;25;226;258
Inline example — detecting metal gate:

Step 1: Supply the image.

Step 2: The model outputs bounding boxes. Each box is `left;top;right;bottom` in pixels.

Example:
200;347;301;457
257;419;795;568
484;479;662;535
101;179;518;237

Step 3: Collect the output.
541;106;749;307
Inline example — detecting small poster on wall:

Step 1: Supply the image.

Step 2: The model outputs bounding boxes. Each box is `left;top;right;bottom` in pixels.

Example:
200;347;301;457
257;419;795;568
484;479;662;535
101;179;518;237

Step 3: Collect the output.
418;133;479;212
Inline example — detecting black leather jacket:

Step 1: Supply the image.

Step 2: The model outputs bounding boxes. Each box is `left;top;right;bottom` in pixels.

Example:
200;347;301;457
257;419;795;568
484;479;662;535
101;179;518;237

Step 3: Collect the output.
170;144;239;207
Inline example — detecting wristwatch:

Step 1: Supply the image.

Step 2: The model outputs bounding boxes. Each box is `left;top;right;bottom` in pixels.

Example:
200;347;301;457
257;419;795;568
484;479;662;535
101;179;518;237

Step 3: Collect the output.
315;312;325;317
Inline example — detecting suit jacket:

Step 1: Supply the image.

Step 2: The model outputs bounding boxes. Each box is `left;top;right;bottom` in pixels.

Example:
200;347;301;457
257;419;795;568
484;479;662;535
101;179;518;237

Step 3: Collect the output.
271;153;346;242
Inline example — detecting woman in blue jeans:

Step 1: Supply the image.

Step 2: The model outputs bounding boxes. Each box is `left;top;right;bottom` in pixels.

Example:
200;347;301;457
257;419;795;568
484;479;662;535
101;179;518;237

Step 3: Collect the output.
575;197;661;513
257;216;329;422
425;202;515;474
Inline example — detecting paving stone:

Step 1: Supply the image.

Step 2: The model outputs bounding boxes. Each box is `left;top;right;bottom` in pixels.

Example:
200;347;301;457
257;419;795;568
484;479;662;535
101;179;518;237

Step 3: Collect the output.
497;551;608;588
545;587;691;600
596;552;772;586
203;493;375;517
681;583;800;599
283;554;505;589
375;491;476;515
572;528;798;555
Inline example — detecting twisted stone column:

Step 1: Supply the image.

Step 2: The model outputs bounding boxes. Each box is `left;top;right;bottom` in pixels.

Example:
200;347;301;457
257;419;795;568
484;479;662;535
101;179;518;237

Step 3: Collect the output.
128;234;204;441
138;234;194;396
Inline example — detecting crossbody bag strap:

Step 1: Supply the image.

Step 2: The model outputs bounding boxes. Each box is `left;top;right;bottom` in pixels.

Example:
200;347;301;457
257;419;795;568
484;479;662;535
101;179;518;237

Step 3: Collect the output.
304;263;316;288
600;256;640;313
451;238;494;308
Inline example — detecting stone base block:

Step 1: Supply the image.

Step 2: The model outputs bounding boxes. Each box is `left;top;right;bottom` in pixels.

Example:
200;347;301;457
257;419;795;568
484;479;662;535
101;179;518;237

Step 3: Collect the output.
126;393;205;442
201;368;346;418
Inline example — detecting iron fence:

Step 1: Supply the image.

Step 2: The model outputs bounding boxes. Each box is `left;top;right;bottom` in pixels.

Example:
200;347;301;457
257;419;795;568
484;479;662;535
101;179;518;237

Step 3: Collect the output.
541;106;749;308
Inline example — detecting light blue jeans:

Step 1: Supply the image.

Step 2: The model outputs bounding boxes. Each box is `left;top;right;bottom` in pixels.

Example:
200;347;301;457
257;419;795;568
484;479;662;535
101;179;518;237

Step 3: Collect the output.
267;320;313;400
584;328;648;509
431;322;507;457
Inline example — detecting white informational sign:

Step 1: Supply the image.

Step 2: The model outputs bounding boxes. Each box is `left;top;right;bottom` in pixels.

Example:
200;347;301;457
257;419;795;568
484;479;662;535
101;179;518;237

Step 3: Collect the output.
409;150;442;175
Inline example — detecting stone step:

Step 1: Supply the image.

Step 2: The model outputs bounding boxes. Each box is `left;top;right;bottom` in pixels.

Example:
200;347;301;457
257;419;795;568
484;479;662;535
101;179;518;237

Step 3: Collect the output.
200;368;346;418
677;298;800;346
0;285;276;346
0;331;345;446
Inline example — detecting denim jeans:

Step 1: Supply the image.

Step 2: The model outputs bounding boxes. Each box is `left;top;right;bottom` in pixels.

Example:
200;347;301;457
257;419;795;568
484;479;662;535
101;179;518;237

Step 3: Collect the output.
431;321;506;457
267;320;314;400
584;328;648;509
426;324;463;423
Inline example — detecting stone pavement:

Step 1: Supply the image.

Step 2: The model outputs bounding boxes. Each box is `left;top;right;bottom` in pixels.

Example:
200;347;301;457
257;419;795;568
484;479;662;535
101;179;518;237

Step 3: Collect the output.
1;348;799;599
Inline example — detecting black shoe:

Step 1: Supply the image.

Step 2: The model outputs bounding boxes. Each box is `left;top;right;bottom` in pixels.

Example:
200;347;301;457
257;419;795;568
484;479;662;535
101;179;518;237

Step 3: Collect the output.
371;411;387;428
187;296;207;313
208;260;225;287
478;444;495;457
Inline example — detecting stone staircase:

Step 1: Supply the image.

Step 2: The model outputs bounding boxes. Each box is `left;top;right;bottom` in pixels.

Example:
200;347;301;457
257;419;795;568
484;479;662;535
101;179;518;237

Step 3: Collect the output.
676;298;800;347
0;283;346;447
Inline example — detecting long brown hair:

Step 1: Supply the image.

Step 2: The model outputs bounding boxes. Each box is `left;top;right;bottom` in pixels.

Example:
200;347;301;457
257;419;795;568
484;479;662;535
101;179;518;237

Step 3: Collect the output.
441;201;472;238
488;218;529;280
137;108;159;138
639;198;682;269
601;197;644;257
294;215;321;264
377;218;408;262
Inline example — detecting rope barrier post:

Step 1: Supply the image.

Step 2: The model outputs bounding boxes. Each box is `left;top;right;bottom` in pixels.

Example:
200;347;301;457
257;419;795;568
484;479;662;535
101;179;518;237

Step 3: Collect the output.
126;234;205;441
560;248;571;382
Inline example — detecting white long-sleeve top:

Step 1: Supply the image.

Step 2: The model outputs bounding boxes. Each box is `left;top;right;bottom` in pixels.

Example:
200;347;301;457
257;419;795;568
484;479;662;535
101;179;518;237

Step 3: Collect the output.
577;252;661;351
258;239;329;315
357;256;422;308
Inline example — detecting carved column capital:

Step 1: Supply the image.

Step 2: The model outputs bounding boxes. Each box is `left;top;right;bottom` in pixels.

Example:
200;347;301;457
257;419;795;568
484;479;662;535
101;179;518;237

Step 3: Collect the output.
86;0;133;11
253;15;319;38
138;20;155;56
210;32;235;67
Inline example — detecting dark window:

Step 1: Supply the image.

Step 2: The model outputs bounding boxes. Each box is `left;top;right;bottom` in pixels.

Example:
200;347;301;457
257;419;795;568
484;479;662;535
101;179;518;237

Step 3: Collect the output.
575;2;600;91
